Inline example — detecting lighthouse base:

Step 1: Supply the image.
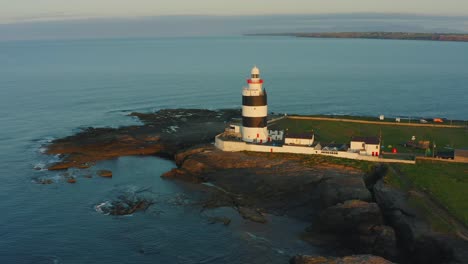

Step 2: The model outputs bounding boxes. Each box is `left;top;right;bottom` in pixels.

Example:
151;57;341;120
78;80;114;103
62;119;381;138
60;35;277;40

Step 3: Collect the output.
241;127;268;143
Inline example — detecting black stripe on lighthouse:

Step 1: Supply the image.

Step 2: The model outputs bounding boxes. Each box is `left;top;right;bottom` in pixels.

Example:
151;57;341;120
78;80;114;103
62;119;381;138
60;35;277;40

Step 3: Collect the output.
242;117;267;128
242;93;267;106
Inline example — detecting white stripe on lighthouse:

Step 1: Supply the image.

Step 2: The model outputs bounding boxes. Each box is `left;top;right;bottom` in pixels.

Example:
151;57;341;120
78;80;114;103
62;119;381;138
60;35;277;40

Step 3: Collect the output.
242;105;268;117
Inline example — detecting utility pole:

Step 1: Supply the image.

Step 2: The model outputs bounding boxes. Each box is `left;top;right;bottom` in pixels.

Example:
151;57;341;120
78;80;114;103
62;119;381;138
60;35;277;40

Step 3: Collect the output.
379;129;382;158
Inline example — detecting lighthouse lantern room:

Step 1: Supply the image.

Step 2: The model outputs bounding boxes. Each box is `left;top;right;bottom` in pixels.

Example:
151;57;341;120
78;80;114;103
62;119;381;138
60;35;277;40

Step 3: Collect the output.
241;66;268;143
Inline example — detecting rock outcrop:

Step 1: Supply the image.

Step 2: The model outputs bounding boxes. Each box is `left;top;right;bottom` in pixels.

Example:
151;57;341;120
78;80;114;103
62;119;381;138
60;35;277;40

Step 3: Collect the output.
373;180;457;264
95;194;153;216
45;109;240;170
318;176;372;208
314;200;398;260
162;145;353;219
98;170;113;178
163;145;400;259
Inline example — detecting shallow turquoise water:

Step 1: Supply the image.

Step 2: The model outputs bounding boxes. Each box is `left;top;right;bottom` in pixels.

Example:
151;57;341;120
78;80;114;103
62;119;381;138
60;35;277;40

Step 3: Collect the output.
0;36;467;263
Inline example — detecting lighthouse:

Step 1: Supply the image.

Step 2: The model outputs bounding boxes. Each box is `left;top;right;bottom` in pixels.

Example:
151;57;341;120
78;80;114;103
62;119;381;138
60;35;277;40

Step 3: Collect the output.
241;66;268;143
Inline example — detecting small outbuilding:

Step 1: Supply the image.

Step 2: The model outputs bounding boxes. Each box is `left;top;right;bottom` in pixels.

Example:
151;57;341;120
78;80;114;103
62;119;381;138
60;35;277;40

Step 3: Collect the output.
350;136;380;156
228;125;241;134
285;132;314;146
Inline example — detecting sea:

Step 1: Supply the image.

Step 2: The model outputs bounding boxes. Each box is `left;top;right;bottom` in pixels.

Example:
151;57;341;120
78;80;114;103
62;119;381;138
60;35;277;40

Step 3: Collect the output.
0;36;467;264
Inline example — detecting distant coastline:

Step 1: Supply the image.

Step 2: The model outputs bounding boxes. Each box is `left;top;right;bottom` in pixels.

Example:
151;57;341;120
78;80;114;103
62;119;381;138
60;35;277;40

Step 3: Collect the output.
246;32;468;42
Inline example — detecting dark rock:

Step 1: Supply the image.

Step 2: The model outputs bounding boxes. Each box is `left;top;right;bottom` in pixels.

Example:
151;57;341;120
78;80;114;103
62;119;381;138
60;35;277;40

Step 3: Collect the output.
207;216;231;226
46;109;240;170
238;207;267;223
36;178;54;184
317;200;398;260
365;225;398;261
162;168;202;183
98;170;112;178
96;195;153;216
363;164;388;189
67;178;77;184
318;176;372;208
319;200;382;232
373;180;456;264
290;254;395;264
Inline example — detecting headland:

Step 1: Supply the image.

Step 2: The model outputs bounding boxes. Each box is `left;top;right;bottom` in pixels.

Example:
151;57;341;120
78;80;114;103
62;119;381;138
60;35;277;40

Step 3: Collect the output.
247;32;468;42
42;108;468;264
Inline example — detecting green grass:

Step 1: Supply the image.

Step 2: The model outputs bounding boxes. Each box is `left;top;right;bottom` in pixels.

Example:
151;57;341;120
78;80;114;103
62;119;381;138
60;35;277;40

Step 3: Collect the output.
384;168;406;189
399;161;468;226
287;114;468;126
272;118;468;154
407;194;455;233
244;151;373;172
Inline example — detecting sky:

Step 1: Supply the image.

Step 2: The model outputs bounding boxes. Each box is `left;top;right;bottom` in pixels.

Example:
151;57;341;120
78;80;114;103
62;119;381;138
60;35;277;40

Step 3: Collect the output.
1;0;468;24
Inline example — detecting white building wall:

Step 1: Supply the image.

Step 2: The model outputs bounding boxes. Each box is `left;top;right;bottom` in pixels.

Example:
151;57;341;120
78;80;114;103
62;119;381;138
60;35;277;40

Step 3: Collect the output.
285;137;314;146
350;141;365;151
242;88;263;96
241;127;269;142
365;144;380;156
215;136;414;164
350;141;380;156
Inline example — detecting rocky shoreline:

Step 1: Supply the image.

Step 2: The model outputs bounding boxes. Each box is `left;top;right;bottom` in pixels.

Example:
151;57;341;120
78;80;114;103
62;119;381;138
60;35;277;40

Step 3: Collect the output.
43;109;467;264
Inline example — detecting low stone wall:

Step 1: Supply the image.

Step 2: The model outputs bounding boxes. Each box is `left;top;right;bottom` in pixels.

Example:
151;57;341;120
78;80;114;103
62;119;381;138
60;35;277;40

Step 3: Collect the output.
215;135;416;164
416;156;468;164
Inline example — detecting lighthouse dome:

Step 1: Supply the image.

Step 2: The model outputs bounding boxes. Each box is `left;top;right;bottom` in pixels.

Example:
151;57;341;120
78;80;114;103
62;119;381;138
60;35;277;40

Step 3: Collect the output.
251;66;260;75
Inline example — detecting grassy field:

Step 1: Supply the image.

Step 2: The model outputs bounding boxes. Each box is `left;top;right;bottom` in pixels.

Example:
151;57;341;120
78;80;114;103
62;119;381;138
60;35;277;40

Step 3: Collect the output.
286;114;468;127
397;161;468;226
271;117;468;154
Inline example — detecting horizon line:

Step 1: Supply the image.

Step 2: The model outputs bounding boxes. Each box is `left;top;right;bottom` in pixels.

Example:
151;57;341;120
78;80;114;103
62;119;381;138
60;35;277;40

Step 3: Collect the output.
1;12;467;25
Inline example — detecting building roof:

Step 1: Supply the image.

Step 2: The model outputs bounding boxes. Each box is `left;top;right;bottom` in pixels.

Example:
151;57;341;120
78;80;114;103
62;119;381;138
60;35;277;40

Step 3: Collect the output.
322;143;348;151
351;136;380;145
285;132;314;139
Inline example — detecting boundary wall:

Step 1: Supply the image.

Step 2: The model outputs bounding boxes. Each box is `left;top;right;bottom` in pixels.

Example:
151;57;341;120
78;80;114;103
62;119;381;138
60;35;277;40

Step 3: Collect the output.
215;135;415;164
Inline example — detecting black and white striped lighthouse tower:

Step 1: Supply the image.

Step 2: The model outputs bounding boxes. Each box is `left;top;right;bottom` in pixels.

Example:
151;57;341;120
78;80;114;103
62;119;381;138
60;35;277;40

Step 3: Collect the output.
241;66;268;143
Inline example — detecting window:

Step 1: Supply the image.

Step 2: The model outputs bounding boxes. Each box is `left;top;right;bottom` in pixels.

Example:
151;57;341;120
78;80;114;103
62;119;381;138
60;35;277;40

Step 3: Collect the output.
376;146;379;149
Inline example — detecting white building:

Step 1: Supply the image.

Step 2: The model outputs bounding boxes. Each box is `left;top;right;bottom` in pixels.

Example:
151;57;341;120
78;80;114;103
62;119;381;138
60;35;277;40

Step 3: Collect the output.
241;66;269;143
285;132;315;146
350;136;381;156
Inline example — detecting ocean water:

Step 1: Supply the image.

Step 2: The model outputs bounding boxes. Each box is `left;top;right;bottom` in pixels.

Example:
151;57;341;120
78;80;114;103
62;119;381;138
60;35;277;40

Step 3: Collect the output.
0;36;467;263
